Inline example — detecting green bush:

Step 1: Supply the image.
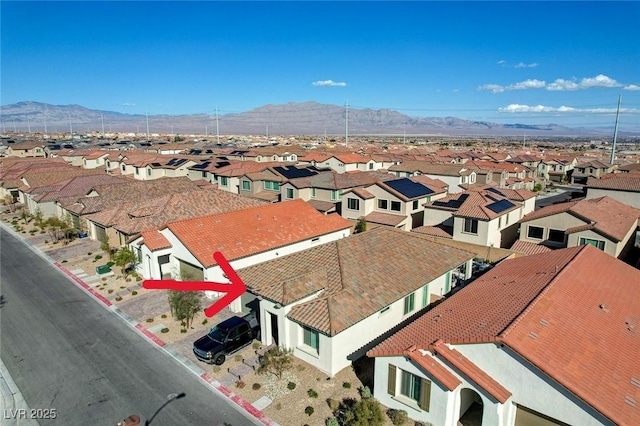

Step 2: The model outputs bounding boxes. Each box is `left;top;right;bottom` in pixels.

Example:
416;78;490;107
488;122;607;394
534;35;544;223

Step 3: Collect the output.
161;314;167;319
180;329;187;333
307;389;318;398
146;318;154;323
359;386;372;399
94;254;103;260
304;406;314;416
235;380;245;389
343;382;351;389
326;398;340;412
202;319;208;326
131;291;138;295
340;397;384;426
325;418;339;426
252;383;261;390
287;381;296;390
387;408;409;426
160;328;169;333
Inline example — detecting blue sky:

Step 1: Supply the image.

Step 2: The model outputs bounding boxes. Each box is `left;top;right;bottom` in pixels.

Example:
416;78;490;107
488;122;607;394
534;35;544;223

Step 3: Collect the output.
2;1;639;128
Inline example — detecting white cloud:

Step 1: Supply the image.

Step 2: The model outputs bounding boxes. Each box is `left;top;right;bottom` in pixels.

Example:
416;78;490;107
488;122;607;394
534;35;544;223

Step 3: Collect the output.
312;80;347;87
498;104;640;114
121;102;136;106
479;74;626;93
497;60;507;66
514;62;538;68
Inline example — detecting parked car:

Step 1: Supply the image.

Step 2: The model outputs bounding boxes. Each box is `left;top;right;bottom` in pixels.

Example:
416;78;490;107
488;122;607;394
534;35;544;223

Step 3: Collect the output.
192;311;260;365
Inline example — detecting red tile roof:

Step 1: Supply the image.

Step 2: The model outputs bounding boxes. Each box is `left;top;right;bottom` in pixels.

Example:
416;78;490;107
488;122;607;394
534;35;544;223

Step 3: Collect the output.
509;240;554;255
405;348;462;392
587;174;640;192
364;211;406;227
368;245;640;425
425;190;521;221
139;230;172;251
432;341;512;403
166;199;352;268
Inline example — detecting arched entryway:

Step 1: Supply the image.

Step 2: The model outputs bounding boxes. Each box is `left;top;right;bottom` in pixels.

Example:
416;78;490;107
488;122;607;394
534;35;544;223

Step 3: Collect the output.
458;388;484;426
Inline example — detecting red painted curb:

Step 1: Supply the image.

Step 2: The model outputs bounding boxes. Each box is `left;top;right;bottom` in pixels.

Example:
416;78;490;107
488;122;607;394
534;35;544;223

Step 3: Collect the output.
134;324;167;347
200;374;274;425
55;263;113;306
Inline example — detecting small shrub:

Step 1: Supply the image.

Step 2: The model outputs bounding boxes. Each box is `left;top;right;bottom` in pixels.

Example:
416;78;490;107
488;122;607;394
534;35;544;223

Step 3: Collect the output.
94;254;102;260
287;381;296;390
307;389;318;398
146;318;154;323
180;329;187;333
101;277;107;282
106;261;115;267
234;354;242;362
212;365;221;373
160;328;169;333
61;260;67;263
325;418;339;426
296;364;306;372
252;342;261;350
161;314;168;319
235;380;246;389
359;385;372;399
252;383;261;390
387;408;409;426
181;321;186;327
326;398;340;412
202;319;208;326
136;276;142;282
131;291;138;295
120;286;126;289
115;296;122;301
44;240;48;244
275;402;282;411
342;382;351;389
304;406;314;416
108;289;114;294
87;252;93;256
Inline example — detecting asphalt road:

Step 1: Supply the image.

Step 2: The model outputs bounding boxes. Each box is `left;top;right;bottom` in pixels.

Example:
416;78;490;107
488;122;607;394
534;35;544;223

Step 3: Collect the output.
0;227;259;426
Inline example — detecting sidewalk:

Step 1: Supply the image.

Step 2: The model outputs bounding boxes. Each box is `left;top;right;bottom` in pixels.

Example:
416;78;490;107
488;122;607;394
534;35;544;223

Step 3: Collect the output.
0;358;39;426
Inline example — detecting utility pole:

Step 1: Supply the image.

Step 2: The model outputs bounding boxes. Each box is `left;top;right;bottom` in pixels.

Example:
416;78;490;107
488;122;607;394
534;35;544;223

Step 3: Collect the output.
43;107;48;135
146;111;150;142
68;112;73;136
610;95;621;165
101;114;105;137
27;116;31;133
215;107;220;144
345;101;349;148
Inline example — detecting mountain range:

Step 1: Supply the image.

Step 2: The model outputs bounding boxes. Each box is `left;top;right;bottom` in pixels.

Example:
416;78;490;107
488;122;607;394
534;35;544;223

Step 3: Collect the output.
0;101;626;137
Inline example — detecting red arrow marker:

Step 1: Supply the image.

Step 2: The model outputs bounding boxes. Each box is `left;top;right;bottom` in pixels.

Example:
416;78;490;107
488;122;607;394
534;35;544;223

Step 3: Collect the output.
143;251;246;318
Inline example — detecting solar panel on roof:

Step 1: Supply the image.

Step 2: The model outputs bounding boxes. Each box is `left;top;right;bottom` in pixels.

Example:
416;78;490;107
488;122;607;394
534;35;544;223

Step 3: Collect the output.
191;161;211;170
486;199;515;214
273;166;320;179
487;187;505;197
385;178;434;198
432;193;468;209
215;161;231;167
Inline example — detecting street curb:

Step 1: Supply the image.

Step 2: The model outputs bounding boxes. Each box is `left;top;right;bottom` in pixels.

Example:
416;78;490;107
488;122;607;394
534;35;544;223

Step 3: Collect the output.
1;223;277;426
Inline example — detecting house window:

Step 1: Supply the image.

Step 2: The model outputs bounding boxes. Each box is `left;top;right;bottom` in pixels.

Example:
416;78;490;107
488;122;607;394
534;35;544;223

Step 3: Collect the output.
220;176;228;187
273;182;280;191
264;181;272;190
311;188;316;198
379;306;390;315
347;198;360;210
242;180;251;191
505;213;509;225
331;190;342;201
401;370;422;402
498;216;502;228
421;284;429;308
548;229;565;244
403;293;415;315
412;200;419;210
463;218;478;234
302;326;319;352
286;188;294;199
579;237;605;250
147;168;151;176
391;201;401;212
135;168;139;175
122;165;126;172
368;162;374;170
201;171;206;178
527;226;544;239
378;199;388;210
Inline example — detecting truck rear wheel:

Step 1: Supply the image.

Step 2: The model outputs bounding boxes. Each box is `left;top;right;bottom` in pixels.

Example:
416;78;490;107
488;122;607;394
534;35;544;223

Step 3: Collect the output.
214;354;225;365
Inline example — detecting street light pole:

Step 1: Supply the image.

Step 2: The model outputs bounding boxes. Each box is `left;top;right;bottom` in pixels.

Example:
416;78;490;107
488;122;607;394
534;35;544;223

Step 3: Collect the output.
145;392;186;425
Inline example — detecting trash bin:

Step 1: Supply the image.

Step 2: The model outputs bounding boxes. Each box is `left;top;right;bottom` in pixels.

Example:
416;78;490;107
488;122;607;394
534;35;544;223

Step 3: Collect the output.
96;264;111;275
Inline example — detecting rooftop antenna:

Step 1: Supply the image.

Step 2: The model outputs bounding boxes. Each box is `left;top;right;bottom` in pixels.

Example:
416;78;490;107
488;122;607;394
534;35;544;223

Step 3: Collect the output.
610;95;621;165
345;101;349;148
215;107;220;143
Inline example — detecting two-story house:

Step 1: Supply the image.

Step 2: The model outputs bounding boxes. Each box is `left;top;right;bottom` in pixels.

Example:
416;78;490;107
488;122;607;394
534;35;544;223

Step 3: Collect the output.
367;245;640;426
537;155;577;183
389;162;477;193
4;141;47;157
571;159;614;184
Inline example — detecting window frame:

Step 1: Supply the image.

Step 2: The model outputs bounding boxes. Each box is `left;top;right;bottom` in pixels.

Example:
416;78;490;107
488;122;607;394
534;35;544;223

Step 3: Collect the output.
241;180;251;191
548;228;565;244
347;198;360;211
302;326;319;352
220;176;228;187
286;187;294;199
463;218;478;235
403;293;415;315
390;201;402;212
579;237;605;250
527;225;544;240
378;199;388;210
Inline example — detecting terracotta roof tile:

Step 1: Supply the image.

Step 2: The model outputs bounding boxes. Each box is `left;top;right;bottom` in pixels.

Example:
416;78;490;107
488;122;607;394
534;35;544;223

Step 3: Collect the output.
411;225;454;239
140;230;172;251
509;240;554;255
32;175;127;202
364;211;406;227
587;174;640;192
167;199;352;268
432;342;511;403
405;349;462;391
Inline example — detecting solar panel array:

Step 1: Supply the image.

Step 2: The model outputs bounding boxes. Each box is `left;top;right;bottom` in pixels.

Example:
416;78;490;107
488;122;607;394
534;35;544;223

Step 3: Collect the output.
191;161;211;170
386;178;434;198
486;199;515;213
432;193;469;209
273;166;323;179
487;187;505;197
166;158;188;167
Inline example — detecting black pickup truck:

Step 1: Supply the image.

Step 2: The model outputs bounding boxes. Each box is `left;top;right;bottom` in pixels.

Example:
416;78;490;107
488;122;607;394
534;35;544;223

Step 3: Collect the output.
193;311;260;365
